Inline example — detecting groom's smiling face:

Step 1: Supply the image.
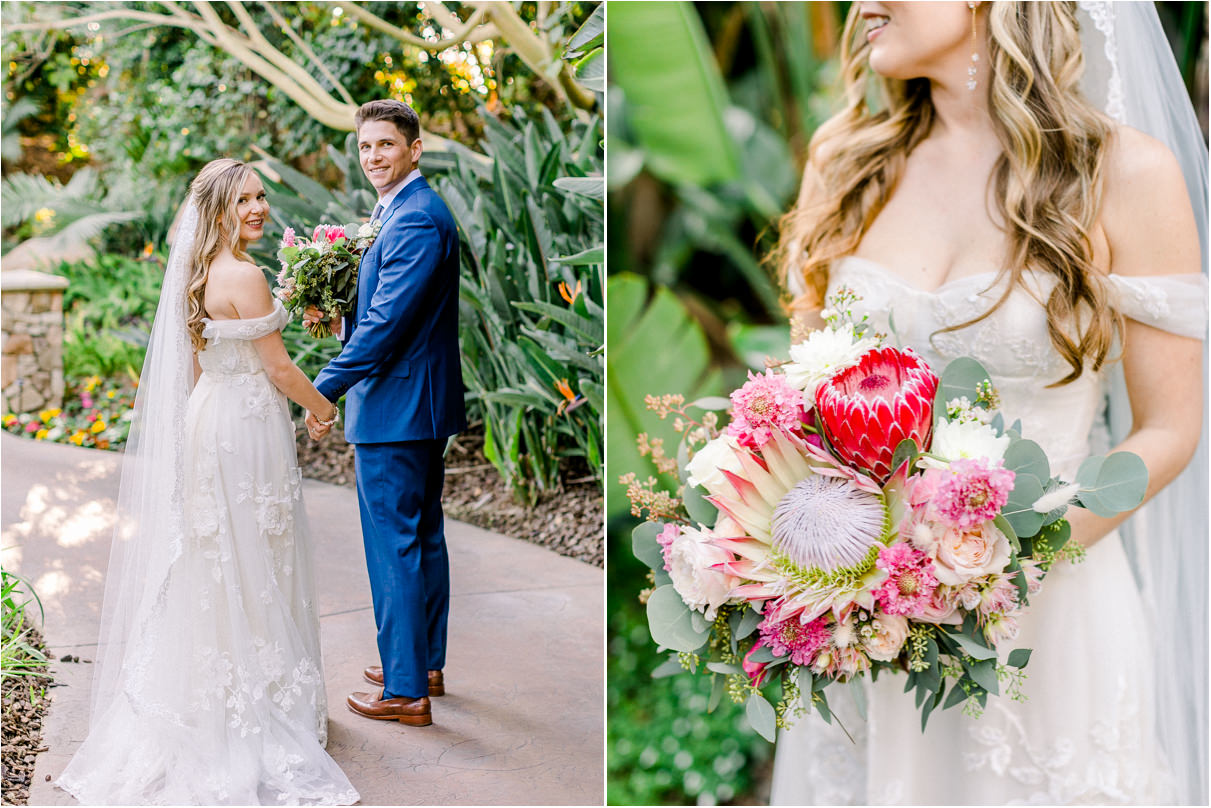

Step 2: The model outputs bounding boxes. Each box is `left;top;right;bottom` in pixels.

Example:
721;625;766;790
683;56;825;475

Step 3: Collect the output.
358;119;422;195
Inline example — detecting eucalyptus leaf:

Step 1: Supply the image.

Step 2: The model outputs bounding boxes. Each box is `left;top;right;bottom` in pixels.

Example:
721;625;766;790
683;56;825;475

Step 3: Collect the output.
706;661;744;675
1003;438;1050;483
849;678;868;721
708;671;726;712
651;655;684;678
965;658;1000;695
736;605;763;640
1077;451;1148;517
646;585;709;652
683;482;718;526
1003;473;1046;537
746;692;778;742
689;396;732;411
631;521;666;570
747;644;778;664
1007;648;1032;669
945;628;998;661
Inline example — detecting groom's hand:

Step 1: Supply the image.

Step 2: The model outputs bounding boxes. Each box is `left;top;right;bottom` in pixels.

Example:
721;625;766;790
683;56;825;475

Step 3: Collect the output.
302;306;343;339
305;410;331;441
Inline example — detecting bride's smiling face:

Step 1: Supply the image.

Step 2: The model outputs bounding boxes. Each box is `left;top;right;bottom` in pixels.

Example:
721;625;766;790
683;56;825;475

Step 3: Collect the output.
860;1;975;81
234;172;269;245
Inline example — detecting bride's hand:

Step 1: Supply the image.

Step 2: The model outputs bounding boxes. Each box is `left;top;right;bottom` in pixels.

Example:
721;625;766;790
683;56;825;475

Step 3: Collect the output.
305;410;331;441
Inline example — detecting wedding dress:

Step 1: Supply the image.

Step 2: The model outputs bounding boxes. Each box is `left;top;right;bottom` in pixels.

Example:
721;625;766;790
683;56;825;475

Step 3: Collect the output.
56;201;359;805
769;257;1207;806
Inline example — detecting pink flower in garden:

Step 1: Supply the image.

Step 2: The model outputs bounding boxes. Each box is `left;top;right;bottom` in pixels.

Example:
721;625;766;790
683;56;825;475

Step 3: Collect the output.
656;522;678;573
757;609;832;666
24;421;38;434
874;542;938;617
81;394;93;409
281;227;296;248
727;370;807;449
931;459;1015;530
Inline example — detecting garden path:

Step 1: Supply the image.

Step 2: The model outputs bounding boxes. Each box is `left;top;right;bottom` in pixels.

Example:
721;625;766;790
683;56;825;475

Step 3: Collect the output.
0;432;604;806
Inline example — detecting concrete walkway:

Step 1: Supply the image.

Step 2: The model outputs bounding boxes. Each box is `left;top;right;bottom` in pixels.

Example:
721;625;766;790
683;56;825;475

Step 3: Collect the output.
0;433;604;806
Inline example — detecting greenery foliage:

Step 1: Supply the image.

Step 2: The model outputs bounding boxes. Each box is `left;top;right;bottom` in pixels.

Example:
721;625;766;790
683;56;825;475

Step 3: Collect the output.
1;569;48;684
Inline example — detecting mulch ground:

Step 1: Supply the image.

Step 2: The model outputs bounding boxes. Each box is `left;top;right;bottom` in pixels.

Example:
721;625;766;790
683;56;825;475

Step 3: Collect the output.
292;421;604;568
1;626;53;806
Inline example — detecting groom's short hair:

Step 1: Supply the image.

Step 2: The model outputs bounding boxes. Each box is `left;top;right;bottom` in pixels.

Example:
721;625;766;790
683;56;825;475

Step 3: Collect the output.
355;100;420;144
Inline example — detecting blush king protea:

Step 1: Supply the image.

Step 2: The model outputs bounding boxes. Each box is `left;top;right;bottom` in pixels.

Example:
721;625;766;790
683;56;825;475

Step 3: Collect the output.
814;347;939;483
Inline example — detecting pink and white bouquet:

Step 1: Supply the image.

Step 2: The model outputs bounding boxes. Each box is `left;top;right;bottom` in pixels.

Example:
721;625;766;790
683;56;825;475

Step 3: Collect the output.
274;221;380;338
625;289;1147;740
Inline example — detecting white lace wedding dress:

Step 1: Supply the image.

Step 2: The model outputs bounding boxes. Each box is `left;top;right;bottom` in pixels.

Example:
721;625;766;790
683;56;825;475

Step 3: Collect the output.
57;300;359;806
770;256;1207;806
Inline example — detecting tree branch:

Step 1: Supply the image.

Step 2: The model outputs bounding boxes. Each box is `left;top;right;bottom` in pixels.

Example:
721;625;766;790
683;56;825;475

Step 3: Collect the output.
261;1;356;106
222;0;343;107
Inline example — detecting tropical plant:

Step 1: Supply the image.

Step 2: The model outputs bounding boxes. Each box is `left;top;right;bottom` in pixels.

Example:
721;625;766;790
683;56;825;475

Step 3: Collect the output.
1;95;38;163
1;168;142;256
437;107;604;503
53;252;162;379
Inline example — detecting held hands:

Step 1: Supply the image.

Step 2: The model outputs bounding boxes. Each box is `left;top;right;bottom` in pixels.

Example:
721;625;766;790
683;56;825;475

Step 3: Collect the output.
306;405;339;441
302;306;343;340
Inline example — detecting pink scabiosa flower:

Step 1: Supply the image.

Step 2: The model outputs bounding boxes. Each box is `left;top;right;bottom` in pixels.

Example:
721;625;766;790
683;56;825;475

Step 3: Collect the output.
874;542;938;616
815;346;938;483
932;459;1015;530
281;227;296;248
727;370;807;450
757;610;832;666
656;522;678;573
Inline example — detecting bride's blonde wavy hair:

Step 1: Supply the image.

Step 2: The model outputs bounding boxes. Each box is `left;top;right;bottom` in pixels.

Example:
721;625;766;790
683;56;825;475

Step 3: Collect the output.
184;158;255;352
775;1;1121;385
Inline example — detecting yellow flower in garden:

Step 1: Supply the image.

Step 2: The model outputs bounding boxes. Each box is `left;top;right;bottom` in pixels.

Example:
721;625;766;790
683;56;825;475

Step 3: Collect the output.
35;428;48;440
86;376;101;392
90;420;106;434
107;390;116;399
39;408;61;423
70;432;86;445
34;207;55;224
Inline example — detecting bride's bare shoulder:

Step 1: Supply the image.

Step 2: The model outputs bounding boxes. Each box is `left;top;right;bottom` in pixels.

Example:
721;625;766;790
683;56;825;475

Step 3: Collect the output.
205;257;272;320
1100;124;1199;278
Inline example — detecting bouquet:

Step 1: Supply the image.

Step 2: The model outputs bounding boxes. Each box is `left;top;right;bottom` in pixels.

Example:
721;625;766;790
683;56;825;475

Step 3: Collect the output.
625;289;1148;741
274;221;380;338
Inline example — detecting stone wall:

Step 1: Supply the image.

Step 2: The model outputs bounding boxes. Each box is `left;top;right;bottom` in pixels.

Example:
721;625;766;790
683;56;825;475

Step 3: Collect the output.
1;270;68;415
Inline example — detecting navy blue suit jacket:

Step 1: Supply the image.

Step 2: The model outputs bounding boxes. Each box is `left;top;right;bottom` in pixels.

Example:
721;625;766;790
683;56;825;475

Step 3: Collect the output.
315;177;466;443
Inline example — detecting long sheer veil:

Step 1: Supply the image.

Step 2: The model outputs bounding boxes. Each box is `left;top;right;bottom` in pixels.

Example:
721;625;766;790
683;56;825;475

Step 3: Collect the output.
1078;2;1209;803
85;199;198;723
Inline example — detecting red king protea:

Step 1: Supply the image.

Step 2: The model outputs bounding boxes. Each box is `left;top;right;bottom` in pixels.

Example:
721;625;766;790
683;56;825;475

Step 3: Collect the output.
814;347;938;483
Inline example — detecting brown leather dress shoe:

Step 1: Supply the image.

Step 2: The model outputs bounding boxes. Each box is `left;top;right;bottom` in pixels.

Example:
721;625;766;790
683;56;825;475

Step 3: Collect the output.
346;689;432;726
363;666;444;696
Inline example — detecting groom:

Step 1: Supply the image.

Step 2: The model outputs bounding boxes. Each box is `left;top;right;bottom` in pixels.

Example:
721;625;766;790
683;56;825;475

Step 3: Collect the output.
306;99;466;726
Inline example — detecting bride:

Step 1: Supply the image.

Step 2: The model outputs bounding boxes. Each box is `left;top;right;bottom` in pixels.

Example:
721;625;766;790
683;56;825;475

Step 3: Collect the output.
770;2;1206;805
56;159;359;804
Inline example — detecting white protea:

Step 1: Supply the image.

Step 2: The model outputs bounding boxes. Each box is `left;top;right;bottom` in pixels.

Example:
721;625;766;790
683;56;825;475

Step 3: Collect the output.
783;323;879;402
702;428;900;625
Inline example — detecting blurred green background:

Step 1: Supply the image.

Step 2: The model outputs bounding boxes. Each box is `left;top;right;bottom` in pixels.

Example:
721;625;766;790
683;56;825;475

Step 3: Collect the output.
604;2;1208;804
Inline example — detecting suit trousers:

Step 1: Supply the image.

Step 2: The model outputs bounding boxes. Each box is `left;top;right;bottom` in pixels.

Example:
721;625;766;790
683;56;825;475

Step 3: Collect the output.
354;439;450;699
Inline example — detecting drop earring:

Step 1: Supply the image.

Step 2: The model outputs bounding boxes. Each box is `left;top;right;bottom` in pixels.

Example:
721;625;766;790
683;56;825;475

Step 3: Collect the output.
967;1;979;91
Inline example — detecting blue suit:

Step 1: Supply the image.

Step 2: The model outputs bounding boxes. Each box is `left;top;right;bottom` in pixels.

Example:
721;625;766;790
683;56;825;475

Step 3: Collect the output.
315;176;466;700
